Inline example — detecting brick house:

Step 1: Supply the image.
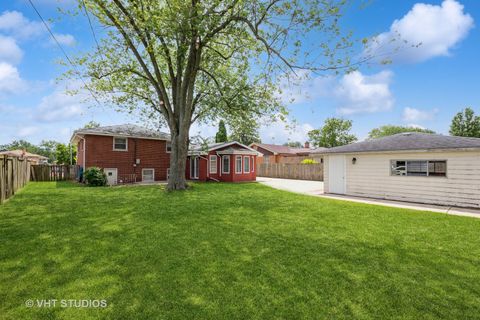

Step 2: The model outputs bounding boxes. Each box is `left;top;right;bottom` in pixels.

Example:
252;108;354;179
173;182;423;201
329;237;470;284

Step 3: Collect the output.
71;124;171;184
186;142;258;182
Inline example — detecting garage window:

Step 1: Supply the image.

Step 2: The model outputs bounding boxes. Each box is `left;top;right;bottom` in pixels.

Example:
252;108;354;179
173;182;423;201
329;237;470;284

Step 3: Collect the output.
113;137;127;151
391;160;446;177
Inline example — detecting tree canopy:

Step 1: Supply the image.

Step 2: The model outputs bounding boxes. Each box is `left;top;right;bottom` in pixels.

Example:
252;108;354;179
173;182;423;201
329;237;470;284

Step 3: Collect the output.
71;0;360;189
308;118;357;148
215;120;228;143
449;107;480;137
283;141;302;148
368;125;435;139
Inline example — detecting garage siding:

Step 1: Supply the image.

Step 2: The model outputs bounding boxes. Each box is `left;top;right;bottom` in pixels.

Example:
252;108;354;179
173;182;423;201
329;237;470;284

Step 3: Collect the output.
325;151;480;208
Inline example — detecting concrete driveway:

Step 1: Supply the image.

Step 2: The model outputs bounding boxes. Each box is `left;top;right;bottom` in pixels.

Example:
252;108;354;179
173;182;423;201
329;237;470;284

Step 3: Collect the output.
256;177;324;196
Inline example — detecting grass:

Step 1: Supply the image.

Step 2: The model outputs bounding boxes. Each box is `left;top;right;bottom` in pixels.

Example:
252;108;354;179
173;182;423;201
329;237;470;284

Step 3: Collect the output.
1;182;480;319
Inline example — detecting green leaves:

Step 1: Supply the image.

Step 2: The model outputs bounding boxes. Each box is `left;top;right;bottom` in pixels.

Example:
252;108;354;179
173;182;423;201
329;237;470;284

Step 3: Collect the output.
308;117;357;148
449;107;480;137
368;125;435;139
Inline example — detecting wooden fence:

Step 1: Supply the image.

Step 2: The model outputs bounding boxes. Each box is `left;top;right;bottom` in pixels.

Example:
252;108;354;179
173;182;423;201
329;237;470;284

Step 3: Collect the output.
257;163;323;181
30;165;79;182
0;155;31;204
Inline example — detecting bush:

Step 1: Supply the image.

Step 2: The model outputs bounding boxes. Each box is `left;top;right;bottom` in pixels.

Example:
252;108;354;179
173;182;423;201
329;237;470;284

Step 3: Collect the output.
301;159;318;164
84;167;107;186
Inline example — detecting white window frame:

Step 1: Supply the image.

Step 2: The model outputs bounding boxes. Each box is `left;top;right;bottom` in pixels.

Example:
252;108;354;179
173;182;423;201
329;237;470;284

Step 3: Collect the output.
243;156;250;173
142;168;155;182
235;155;243;174
390;159;447;177
222;155;230;174
209;155;217;174
166;141;172;153
113;137;128;151
252;157;255;172
167;168;170;180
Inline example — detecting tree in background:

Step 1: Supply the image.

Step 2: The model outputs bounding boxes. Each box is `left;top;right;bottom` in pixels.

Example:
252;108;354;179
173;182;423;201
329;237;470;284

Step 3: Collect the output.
449;107;480;137
39;140;59;163
215;120;228;143
308;118;357;148
368;125;435;139
56;143;77;165
283;141;302;148
83;121;101;129
228;118;261;146
72;0;359;190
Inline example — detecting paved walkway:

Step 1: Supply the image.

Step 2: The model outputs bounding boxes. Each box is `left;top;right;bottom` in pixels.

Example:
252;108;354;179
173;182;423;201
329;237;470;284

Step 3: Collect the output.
257;177;480;219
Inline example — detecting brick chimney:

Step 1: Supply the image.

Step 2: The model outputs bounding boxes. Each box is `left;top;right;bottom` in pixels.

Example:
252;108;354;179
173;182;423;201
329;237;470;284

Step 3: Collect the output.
304;141;310;149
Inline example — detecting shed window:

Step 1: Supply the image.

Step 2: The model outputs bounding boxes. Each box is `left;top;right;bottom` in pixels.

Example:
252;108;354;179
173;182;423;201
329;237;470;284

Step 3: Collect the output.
166;141;172;153
244;156;250;173
113;137;127;151
235;156;242;174
222;156;230;174
209;155;217;174
391;160;446;177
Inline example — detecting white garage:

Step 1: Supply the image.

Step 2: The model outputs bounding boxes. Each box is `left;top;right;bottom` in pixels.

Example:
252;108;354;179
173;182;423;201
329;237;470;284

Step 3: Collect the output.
321;132;480;208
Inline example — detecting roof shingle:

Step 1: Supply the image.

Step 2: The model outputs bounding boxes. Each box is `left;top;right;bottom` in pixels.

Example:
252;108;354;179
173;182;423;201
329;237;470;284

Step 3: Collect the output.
318;132;480;154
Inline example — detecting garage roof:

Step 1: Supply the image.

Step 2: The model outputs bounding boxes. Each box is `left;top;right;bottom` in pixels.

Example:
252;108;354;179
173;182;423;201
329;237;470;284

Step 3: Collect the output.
319;132;480;154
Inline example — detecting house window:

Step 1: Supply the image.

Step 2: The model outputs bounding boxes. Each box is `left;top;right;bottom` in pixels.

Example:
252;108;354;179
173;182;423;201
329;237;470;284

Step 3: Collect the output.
235;156;242;174
113;137;127;151
391;160;446;177
244;156;250;173
166;141;172;153
252;157;254;172
222;155;230;174
142;168;155;182
209;155;217;174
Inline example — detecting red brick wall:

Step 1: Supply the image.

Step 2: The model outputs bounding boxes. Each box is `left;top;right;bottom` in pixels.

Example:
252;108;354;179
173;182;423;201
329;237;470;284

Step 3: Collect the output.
79;134;170;181
186;150;256;182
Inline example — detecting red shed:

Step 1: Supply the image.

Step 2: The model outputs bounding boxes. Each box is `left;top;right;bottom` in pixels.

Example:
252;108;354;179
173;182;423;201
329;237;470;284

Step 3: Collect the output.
186;142;258;182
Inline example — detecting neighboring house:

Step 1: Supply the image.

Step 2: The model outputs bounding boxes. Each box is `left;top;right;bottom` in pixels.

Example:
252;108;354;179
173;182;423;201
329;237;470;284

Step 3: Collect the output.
186;142;258;182
71;124;171;184
250;142;321;164
0;150;48;164
320;132;480;208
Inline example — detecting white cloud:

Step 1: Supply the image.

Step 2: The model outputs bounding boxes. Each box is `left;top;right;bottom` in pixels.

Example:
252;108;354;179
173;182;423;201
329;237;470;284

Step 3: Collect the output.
259;116;314;144
365;0;474;63
0;11;44;40
0;62;26;94
17;126;40;138
406;123;426;130
402;107;438;122
35;90;85;122
0;35;23;64
51;33;76;47
335;70;394;115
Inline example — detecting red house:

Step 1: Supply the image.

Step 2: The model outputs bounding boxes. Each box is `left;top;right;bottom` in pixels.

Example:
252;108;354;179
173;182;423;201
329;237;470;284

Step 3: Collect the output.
71;124;171;185
186;142;258;182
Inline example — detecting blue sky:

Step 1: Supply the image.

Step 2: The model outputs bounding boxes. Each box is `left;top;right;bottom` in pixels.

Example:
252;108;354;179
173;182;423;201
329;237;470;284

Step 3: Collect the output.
0;0;478;145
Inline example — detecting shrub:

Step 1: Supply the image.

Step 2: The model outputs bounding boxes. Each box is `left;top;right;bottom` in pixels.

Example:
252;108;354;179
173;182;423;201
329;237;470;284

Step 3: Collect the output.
84;167;107;186
301;159;318;164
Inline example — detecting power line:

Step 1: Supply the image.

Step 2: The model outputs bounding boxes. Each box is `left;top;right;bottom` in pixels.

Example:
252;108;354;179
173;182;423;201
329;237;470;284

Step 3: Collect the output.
27;0;102;107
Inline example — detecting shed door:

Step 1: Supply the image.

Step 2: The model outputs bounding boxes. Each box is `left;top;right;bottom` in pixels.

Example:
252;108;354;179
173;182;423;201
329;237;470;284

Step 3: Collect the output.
328;155;346;194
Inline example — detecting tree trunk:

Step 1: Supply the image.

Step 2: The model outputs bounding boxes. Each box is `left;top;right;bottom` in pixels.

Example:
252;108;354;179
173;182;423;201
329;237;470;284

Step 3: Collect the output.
167;123;190;190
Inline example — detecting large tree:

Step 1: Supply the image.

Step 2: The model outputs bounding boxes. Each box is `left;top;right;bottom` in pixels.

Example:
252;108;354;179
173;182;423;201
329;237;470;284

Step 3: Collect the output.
368;125;435;139
73;0;358;190
308;118;357;148
215;120;228;143
228;117;261;145
449;107;480;137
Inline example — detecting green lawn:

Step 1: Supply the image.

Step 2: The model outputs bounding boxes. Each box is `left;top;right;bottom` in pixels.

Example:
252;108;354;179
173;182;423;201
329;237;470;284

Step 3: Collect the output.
1;182;480;319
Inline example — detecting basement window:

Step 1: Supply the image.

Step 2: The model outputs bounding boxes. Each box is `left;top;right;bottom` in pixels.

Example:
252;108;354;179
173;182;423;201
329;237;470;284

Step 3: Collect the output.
391;160;446;177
